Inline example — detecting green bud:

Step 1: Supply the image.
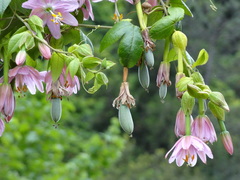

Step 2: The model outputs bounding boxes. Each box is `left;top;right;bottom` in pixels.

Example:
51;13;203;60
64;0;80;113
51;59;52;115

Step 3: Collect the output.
187;84;209;99
176;75;193;92
208;101;225;120
195;83;211;94
118;104;134;135
138;62;150;91
191;72;205;84
172;31;188;50
209;91;230;112
181;91;195;114
51;98;62;123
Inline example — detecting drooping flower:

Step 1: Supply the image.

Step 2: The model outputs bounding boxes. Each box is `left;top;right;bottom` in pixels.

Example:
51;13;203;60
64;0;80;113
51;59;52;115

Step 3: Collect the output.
0;84;15;122
156;62;171;87
22;0;79;39
112;82;135;109
174;108;193;137
165;135;213;167
43;67;80;99
191;115;217;144
0;118;5;136
8;66;45;94
220;131;234;155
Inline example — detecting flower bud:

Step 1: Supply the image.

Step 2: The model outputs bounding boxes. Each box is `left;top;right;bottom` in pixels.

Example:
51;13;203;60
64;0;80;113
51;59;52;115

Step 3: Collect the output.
181;91;195;114
208;101;225;120
187;84;209;99
172;31;188;50
175;72;187;98
15;50;27;65
209;91;230;112
220;131;234;155
38;42;51;59
191;72;205;84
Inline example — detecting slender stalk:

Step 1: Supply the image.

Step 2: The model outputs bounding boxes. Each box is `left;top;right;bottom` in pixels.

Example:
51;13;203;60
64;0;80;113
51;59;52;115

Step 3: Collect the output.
3;57;9;83
185;113;191;135
198;98;205;116
78;24;112;29
135;1;147;30
163;37;170;62
177;49;184;73
123;67;128;82
218;120;227;132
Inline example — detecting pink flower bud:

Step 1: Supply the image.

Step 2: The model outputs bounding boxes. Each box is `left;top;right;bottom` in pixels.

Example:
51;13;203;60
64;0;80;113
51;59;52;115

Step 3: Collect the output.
15;50;27;65
220;131;234;155
38;42;51;59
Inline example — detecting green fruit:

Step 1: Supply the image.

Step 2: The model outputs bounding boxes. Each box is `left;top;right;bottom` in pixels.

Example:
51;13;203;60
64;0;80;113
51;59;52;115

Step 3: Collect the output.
51;98;62;123
138;62;150;91
144;50;154;68
118;104;134;135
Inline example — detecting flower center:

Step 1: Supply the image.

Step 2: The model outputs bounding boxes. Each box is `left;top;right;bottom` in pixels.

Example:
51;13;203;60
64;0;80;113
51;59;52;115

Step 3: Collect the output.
50;11;64;25
183;154;195;166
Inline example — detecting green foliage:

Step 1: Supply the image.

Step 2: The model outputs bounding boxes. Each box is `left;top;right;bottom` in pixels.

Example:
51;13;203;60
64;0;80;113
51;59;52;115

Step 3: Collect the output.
0;94;126;180
0;0;11;17
100;21;143;68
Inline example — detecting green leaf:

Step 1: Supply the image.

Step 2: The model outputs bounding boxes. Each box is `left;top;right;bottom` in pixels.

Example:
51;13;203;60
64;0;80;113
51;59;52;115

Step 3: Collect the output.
0;0;11;17
25;35;35;50
67;58;80;78
149;7;184;40
50;52;65;82
82;57;101;69
147;6;164;27
167;48;178;62
192;49;209;68
101;58;115;69
100;21;130;52
100;21;143;68
96;72;108;85
28;15;44;33
170;0;193;17
8;31;30;54
85;72;95;83
26;54;37;67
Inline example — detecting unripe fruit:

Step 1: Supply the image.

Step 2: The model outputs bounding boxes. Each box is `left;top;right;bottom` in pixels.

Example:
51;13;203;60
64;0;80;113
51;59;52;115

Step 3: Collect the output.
138;62;150;91
51;98;62;123
118;104;134;135
144;50;154;68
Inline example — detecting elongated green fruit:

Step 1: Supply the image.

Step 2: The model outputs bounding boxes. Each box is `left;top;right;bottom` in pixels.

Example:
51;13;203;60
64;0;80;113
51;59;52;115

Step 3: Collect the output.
51;98;62;123
159;83;167;101
118;104;134;135
144;50;154;68
138;62;150;90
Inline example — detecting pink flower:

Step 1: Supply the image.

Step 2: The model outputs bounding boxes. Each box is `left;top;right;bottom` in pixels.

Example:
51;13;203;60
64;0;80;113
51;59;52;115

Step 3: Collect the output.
220;131;234;155
44;67;80;98
0;84;15;122
8;66;45;94
22;0;79;39
0;119;5;136
78;0;102;20
15;50;27;65
191;115;217;144
165;136;213;167
108;0;133;4
38;42;52;59
174;108;193;137
156;62;171;87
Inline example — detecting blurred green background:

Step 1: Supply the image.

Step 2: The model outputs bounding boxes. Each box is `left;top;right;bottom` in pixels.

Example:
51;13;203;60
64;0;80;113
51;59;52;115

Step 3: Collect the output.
1;0;240;179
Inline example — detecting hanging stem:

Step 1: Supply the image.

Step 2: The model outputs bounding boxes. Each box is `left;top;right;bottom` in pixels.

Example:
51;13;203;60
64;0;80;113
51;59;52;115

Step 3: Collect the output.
218;120;227;132
163;37;170;62
185;113;191;135
3;57;9;84
123;67;128;82
198;98;205;116
177;49;184;73
135;1;147;30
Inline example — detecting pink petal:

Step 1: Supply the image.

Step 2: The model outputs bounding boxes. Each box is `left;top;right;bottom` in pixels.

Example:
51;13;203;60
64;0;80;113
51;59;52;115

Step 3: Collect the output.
61;12;78;26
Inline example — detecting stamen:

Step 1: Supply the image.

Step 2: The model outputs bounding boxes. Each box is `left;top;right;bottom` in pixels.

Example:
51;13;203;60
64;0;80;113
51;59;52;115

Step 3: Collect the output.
50;11;64;25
